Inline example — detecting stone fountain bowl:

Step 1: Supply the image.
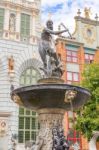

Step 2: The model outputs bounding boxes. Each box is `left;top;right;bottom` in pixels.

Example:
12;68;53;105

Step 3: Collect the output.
11;83;91;111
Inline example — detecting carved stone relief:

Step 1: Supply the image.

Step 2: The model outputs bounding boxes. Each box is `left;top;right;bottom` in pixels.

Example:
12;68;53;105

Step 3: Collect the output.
31;109;65;150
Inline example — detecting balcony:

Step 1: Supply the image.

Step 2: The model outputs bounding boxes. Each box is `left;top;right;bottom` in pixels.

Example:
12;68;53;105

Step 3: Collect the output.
0;0;39;10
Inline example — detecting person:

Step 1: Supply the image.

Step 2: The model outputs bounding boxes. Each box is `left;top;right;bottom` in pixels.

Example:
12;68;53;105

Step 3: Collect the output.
39;19;68;77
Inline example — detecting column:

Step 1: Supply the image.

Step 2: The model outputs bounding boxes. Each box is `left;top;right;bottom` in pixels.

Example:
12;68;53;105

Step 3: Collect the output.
16;9;21;41
3;8;10;39
78;45;85;81
96;23;99;47
94;48;99;63
4;9;9;31
74;17;82;42
31;12;36;36
30;11;36;44
56;40;67;82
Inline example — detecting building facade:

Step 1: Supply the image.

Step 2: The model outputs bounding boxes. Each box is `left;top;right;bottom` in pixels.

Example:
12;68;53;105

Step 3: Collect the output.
56;9;99;150
0;0;42;149
0;2;99;150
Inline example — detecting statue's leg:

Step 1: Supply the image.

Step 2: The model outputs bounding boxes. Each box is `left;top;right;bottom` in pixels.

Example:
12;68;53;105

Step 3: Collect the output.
39;43;47;69
48;48;59;66
46;42;59;67
52;53;59;66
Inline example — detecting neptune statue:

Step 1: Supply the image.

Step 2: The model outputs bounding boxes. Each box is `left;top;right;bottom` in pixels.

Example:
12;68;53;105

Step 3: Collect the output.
39;19;69;77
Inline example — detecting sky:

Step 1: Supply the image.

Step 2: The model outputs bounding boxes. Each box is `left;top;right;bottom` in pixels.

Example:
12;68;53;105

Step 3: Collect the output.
41;0;99;33
29;0;99;33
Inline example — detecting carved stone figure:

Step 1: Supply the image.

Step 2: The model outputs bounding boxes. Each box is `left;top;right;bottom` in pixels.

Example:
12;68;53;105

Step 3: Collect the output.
30;134;44;150
8;55;14;71
9;13;16;32
72;142;80;150
25;141;35;149
29;109;67;150
52;127;70;150
11;134;18;150
39;19;68;77
84;7;91;19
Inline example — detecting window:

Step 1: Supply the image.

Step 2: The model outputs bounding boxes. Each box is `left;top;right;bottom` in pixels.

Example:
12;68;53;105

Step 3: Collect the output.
67;72;79;84
85;53;94;64
67;111;81;149
19;68;40;143
67;50;78;63
67;129;81;148
20;68;40;86
20;13;30;38
0;8;4;31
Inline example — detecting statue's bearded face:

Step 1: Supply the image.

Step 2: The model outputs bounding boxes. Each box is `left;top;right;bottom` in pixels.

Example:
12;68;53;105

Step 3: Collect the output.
47;21;53;30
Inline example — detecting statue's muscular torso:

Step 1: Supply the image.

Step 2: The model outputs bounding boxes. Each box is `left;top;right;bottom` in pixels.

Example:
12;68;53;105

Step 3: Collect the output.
41;29;52;41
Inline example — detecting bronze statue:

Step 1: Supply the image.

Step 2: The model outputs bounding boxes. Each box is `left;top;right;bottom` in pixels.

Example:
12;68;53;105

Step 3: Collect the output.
39;19;68;77
52;126;70;150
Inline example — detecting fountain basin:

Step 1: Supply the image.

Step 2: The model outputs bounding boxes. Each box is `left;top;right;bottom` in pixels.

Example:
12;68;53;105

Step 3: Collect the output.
11;78;91;150
11;83;90;111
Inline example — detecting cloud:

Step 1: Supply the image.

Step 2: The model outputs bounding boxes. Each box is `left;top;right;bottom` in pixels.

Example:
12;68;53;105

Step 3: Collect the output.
41;0;67;7
41;0;99;33
28;0;99;34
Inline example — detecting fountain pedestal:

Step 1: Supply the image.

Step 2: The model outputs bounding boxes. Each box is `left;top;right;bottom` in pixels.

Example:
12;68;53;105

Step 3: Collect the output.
11;77;90;150
36;108;65;150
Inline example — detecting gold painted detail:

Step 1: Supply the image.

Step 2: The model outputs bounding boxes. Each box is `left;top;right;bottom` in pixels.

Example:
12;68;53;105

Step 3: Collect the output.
84;7;91;19
82;25;96;44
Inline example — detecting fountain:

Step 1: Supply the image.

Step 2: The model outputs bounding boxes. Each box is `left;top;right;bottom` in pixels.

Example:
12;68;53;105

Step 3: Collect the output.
11;19;91;150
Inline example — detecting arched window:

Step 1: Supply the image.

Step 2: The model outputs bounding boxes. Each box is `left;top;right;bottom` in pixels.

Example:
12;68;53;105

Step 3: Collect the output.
18;68;40;143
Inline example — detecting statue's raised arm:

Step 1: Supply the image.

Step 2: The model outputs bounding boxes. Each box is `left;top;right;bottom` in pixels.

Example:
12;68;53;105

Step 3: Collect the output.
44;27;68;35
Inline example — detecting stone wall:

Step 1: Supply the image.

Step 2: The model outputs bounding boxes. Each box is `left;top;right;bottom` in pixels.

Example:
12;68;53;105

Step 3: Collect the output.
0;39;42;149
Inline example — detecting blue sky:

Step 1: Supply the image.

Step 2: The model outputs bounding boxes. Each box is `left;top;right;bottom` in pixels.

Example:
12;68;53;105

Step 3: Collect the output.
41;0;99;33
28;0;99;33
